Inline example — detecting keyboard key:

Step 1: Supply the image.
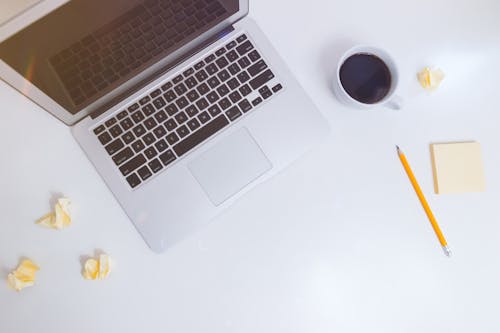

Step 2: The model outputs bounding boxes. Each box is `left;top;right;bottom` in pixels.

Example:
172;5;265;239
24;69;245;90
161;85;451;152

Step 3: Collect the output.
187;118;201;131
172;74;183;84
137;165;152;180
237;71;250;84
252;97;263;106
142;104;155;116
120;154;147;176
131;110;145;123
239;84;252;96
238;56;251;68
208;104;222;117
144;117;158;130
139;96;151;105
175;111;188;124
197;83;210;96
219;97;231;110
236;34;247;43
113;147;134;165
94;125;105;135
216;84;230;97
153;125;167;138
206;91;219;103
249;69;274;90
195;98;209;111
174;83;187;96
131;139;146;153
207;77;220;88
155;139;169;153
105;118;117;127
186;90;200;102
173;114;229;157
272;83;283;93
206;63;218;75
98;132;112;145
166;132;180;145
183;67;194;77
150;89;162;98
164;90;176;102
217;69;230;81
143;133;156;146
121;131;135;144
176;125;190;138
195;69;208;82
226;50;238;62
126;173;141;188
128;103;140;112
116;111;128;120
215;47;226;56
144;146;158;159
176;96;189;109
236;40;254;56
161;81;172;91
153;96;166;109
228;63;241;75
120;118;134;130
248;59;267;76
238;99;252;113
259;85;273;99
186;105;199;117
229;91;242;103
204;54;216;63
165;104;179;116
105;138;124;155
148;158;163;173
194;61;204;70
226;40;237;49
159;149;176;166
132;124;146;137
198;111;210;124
154;109;168;122
216;57;229;69
226;106;242;121
165;118;177;131
185;76;197;88
248;50;261;62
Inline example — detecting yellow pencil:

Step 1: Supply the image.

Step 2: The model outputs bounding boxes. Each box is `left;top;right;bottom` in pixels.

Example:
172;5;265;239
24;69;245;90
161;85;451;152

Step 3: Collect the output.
396;145;451;257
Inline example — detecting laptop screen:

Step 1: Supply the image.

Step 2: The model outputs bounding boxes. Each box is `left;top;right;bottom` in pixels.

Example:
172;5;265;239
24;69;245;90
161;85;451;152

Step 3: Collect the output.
0;0;238;115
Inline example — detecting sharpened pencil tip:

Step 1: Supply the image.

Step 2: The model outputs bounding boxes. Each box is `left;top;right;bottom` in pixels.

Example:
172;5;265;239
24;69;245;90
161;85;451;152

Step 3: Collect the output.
396;145;400;151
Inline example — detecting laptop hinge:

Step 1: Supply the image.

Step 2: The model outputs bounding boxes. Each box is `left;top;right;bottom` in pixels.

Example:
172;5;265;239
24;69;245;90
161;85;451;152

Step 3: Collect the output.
90;25;235;119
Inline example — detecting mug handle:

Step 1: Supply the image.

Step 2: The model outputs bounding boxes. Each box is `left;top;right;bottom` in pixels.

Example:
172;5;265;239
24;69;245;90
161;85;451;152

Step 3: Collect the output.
384;95;403;110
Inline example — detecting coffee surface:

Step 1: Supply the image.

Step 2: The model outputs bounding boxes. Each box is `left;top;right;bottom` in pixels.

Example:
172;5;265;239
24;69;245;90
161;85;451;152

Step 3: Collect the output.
339;53;391;104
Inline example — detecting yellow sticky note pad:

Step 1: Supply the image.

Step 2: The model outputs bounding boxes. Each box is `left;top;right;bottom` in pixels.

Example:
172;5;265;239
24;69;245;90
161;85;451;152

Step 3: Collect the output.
430;142;486;194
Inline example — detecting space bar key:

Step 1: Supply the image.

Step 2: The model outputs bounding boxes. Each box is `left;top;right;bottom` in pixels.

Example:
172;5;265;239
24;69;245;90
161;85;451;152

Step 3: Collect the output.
173;115;229;157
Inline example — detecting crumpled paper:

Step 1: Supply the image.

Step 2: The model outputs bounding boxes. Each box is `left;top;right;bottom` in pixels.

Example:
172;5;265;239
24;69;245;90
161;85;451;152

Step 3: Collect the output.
36;197;71;229
417;67;445;90
7;259;40;291
83;254;112;280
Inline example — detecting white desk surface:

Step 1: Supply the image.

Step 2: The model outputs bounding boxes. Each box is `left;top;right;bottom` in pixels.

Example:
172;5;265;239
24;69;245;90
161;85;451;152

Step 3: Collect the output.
1;0;500;332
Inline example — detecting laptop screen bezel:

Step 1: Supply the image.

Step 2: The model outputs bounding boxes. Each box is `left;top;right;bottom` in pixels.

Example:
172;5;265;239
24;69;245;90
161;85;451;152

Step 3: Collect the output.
0;0;249;126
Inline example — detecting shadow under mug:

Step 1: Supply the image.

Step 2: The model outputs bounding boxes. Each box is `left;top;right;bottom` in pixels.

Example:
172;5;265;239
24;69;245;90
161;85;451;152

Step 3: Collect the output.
333;45;403;110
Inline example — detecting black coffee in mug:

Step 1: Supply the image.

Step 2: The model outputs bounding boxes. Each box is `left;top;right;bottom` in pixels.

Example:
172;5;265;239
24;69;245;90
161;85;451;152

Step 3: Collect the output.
339;53;392;104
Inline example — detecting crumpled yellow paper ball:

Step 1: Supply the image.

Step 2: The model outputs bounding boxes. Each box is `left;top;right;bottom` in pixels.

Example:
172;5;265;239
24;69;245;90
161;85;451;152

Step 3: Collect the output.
417;67;445;90
36;197;71;230
83;254;112;280
7;259;40;292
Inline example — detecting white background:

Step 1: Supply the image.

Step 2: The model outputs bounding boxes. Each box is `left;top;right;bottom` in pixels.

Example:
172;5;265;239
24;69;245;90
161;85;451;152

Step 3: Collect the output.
1;0;500;332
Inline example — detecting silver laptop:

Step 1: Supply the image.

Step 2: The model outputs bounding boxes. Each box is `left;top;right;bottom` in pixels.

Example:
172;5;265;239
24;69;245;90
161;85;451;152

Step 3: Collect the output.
0;0;329;252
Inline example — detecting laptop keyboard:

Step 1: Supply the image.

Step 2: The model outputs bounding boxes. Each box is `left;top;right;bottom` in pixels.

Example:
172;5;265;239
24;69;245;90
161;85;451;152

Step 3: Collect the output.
92;34;283;189
49;0;227;107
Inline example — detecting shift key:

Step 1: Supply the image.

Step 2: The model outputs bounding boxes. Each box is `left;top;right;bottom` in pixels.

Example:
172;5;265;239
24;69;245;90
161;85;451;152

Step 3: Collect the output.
249;69;275;90
119;154;146;176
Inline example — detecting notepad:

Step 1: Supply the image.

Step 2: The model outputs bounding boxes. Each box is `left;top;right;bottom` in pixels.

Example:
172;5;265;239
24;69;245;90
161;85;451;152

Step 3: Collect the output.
430;142;486;194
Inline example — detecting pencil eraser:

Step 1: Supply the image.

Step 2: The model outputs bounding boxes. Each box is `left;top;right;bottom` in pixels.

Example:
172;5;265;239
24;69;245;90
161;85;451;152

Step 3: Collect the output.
430;142;486;194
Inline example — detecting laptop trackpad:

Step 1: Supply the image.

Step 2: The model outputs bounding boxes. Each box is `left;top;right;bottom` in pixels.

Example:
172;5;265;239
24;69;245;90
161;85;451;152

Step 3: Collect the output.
188;128;272;206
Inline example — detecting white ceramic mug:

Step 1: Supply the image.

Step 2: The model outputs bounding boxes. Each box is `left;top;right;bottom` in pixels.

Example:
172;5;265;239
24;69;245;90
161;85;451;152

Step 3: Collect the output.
333;45;403;110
